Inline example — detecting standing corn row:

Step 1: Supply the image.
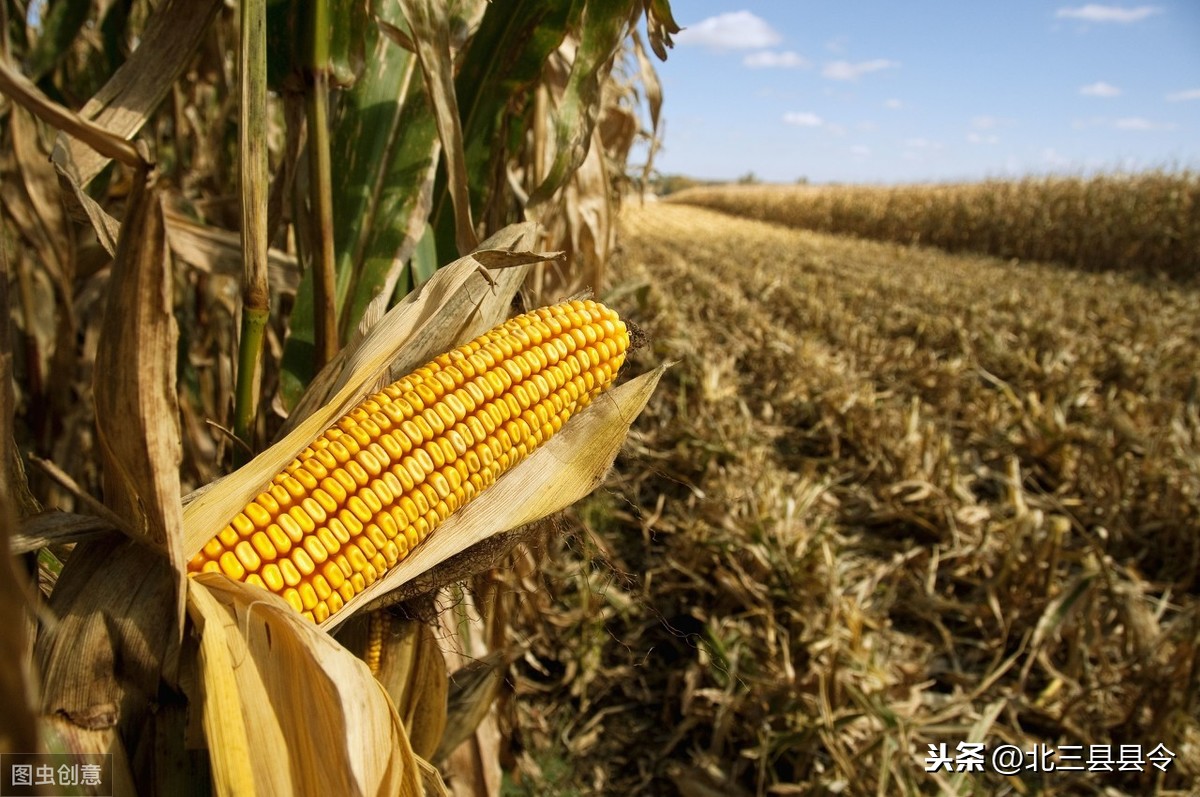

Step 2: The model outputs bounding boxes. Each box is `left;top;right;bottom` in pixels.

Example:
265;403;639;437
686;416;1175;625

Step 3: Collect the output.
188;299;630;623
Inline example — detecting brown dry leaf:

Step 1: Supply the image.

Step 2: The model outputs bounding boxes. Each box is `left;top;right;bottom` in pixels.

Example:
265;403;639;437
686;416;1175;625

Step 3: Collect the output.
0;228;37;754
436;592;501;797
51;141;121;256
39;716;138;793
91;169;186;619
387;4;478;255
558;125;614;293
0;59;142;169
630;32;665;186
642;0;681;60
187;575;422;796
9;108;70;278
163;208;300;295
436;648;522;762
59;0;223;188
10;511;114;554
34;536;177;735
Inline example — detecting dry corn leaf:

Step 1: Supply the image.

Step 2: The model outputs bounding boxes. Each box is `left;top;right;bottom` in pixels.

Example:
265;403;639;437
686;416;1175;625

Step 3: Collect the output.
92;169;186;605
164;208;299;295
11;511;114;554
39;716;137;794
50;141;121;256
363;616;448;760
9;108;70;278
187;574;421;797
0;252;37;755
436;593;501;797
436;647;522;762
35;536;177;733
0;59;142;169
527;4;635;209
58;0;223;188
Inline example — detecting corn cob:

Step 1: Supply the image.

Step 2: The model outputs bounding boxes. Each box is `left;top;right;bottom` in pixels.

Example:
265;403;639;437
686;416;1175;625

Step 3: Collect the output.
188;299;629;623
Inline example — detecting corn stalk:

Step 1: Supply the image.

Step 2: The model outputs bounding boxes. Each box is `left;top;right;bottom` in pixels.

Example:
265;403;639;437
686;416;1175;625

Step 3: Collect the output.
0;0;676;791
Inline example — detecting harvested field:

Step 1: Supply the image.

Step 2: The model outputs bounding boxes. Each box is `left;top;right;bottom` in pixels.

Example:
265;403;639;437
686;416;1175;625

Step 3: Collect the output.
507;202;1200;795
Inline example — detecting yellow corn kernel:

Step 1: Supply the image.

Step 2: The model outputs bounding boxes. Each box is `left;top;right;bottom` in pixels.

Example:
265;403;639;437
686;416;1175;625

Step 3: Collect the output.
186;300;630;623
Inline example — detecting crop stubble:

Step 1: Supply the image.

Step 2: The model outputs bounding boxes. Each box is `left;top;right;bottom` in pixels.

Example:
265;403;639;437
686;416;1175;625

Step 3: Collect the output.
509;202;1199;795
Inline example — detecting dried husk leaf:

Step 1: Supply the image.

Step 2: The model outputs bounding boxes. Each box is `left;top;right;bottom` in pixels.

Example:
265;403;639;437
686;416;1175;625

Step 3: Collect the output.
418;758;451;797
187;575;421;796
344;615;449;760
435;648;521;762
325;365;665;631
39;716;137;794
181;222;546;554
435;593;500;796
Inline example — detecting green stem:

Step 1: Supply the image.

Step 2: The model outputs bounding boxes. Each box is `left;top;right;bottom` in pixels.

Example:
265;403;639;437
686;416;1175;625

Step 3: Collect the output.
306;73;339;369
232;0;269;464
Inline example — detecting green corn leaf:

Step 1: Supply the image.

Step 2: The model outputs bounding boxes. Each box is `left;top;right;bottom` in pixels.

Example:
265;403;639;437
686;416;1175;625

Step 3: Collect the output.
280;3;439;406
527;0;638;209
429;0;580;262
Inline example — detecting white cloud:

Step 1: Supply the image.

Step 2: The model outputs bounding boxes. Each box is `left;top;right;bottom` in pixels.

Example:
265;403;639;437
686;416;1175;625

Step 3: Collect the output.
971;115;1014;130
822;59;899;81
883;98;903;110
850;145;872;157
676;11;782;50
1166;88;1200;102
1080;81;1122;97
744;50;809;68
1114;116;1176;130
1077;115;1178;131
1055;4;1162;23
903;137;942;150
783;112;824;127
966;132;1000;145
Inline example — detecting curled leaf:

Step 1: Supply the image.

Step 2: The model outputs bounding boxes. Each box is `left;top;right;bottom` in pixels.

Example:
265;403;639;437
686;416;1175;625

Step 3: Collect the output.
187;575;421;796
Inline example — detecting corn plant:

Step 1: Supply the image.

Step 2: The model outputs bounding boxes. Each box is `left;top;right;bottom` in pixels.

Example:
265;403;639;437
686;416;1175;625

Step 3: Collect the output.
0;0;677;791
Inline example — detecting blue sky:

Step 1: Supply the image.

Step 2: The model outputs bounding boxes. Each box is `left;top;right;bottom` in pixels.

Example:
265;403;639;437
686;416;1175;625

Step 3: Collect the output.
647;2;1200;183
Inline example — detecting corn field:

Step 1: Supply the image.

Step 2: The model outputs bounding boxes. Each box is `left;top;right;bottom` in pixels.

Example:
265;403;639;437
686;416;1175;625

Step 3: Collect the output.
667;172;1200;281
